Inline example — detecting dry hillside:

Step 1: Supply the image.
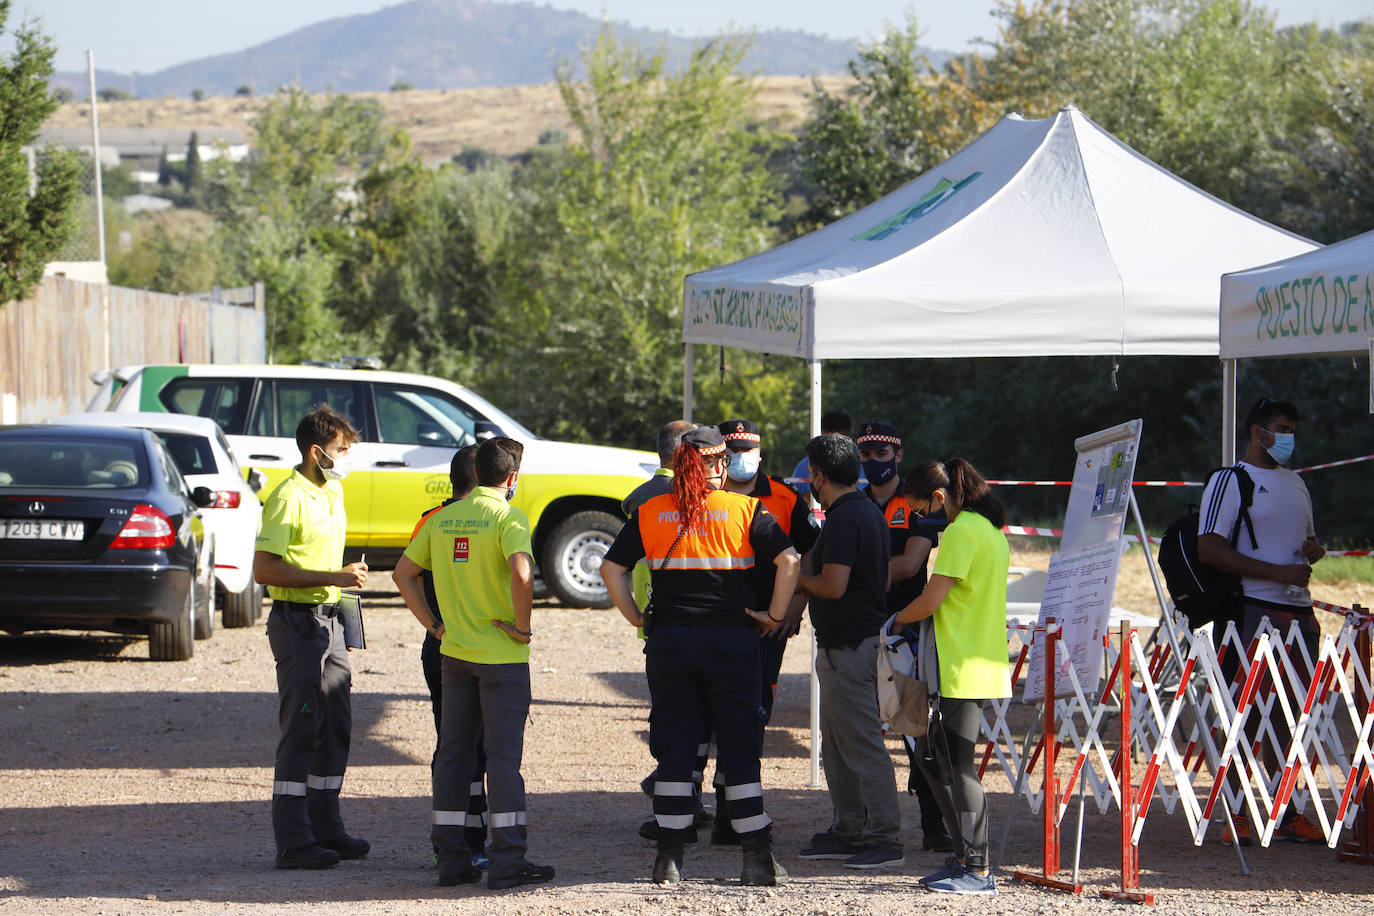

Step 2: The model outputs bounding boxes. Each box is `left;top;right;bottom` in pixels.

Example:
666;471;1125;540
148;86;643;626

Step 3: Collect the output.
47;77;852;163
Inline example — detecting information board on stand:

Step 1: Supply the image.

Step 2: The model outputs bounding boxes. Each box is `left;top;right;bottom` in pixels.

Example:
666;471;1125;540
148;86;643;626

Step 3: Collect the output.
1022;420;1142;703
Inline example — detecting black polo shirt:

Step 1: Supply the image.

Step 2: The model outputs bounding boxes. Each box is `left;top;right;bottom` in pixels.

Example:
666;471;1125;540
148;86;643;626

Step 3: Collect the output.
808;489;890;648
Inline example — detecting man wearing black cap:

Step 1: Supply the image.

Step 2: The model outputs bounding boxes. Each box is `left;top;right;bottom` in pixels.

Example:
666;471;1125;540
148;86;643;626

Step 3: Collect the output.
719;419;818;721
856;421;951;852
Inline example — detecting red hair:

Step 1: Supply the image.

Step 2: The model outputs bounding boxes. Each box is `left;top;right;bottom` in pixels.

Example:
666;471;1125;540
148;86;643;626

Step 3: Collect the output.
671;442;714;529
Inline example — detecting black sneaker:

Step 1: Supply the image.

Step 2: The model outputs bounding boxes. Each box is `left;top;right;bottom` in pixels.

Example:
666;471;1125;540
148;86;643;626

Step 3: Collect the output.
437;866;480;887
317;835;370;860
488;860;556;890
276;844;341;870
798;831;862;860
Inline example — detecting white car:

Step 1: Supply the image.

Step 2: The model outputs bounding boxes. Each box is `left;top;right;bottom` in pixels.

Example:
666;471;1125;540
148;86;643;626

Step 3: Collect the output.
48;412;266;627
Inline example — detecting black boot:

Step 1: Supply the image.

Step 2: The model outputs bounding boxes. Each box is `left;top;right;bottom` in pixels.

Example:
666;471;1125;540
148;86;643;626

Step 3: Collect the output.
653;843;684;885
740;832;789;886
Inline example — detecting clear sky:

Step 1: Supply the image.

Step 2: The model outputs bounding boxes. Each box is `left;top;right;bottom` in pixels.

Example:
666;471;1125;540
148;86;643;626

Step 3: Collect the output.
29;0;1374;75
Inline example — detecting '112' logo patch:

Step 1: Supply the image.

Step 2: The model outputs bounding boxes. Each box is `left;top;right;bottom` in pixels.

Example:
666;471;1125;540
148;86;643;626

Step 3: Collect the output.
453;537;469;562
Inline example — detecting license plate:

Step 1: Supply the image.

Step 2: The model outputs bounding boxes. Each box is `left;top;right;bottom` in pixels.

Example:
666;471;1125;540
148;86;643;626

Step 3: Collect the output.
2;519;85;540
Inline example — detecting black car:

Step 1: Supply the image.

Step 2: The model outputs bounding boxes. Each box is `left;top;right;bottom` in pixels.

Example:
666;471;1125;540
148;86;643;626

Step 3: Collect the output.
0;425;216;660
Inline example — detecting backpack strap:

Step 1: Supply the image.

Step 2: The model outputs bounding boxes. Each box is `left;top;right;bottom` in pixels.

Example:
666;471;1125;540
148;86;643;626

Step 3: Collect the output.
1226;465;1259;551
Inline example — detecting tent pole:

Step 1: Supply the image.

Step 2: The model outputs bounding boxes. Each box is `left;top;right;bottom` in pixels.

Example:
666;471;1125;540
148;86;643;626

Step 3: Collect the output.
1221;359;1236;465
683;342;695;423
808;358;823;787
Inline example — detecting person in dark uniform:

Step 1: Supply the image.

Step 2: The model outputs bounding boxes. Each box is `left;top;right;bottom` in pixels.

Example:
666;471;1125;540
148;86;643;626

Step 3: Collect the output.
624;421;717;840
856;421;952;852
253;405;370;870
408;444;489;869
601;426;800;886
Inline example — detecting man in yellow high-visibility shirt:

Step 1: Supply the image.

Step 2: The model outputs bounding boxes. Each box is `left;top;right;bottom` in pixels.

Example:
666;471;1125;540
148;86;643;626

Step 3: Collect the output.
394;436;555;891
253;404;369;871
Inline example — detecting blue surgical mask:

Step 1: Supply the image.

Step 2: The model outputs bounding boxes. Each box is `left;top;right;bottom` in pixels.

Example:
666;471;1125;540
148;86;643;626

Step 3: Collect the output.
1267;432;1295;466
726;451;761;482
862;457;897;487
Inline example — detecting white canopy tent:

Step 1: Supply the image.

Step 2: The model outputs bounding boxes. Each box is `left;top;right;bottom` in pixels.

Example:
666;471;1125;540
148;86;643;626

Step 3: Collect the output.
1219;229;1371;458
680;106;1318;783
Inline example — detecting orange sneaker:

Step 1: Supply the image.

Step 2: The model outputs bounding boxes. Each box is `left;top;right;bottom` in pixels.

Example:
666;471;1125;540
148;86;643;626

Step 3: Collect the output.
1221;814;1254;847
1277;812;1325;844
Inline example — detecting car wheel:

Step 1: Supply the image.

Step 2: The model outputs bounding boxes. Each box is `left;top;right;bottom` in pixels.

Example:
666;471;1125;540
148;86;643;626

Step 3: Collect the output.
541;510;621;608
150;579;195;661
222;580;263;628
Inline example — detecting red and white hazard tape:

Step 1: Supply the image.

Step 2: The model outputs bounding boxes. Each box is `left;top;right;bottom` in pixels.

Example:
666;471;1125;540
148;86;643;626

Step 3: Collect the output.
1297;453;1374;473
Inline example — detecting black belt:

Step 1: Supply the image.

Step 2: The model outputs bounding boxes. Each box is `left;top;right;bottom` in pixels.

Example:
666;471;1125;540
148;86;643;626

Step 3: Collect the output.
277;600;341;617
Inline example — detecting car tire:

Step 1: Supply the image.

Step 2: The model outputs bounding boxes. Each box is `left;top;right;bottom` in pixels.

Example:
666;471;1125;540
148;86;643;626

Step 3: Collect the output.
150;579;195;661
221;580;263;628
541;510;621;609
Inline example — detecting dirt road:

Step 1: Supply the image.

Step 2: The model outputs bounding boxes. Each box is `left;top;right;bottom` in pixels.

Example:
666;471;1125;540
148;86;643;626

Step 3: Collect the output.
2;564;1371;914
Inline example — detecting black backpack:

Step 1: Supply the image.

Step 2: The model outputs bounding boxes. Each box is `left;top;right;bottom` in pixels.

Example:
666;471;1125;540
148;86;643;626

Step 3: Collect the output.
1157;466;1257;624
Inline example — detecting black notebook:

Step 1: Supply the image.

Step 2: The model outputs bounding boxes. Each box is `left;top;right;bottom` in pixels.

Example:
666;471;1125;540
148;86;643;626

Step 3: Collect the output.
338;593;365;649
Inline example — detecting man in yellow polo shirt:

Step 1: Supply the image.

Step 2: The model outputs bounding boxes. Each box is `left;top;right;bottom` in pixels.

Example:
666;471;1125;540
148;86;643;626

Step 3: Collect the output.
253;405;370;871
394;436;556;891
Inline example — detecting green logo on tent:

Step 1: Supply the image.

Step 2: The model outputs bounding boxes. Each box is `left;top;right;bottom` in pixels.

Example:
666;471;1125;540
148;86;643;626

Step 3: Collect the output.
300;701;312;715
850;172;982;242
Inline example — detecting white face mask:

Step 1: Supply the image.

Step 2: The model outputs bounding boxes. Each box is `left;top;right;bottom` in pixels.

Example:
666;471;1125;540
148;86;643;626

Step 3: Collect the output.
316;446;352;482
725;450;761;482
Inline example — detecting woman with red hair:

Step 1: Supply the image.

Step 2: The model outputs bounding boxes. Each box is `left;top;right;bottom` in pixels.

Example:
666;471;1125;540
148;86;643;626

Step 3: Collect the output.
602;426;800;887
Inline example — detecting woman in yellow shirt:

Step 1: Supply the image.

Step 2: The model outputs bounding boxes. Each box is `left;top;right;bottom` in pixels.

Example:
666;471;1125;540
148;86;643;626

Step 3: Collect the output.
894;458;1010;896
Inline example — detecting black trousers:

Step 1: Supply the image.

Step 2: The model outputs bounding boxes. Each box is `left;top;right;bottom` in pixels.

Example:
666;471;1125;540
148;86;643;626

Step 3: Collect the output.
646;624;771;845
267;602;352;852
423;631;488;852
914;697;989;869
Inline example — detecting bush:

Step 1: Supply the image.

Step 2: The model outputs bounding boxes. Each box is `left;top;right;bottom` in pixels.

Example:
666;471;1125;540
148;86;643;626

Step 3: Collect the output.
234;84;253;97
191;88;205;101
389;80;415;92
97;86;131;102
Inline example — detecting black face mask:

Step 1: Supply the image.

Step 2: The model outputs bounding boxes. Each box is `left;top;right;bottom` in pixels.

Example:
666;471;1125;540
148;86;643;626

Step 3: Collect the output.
862;456;897;487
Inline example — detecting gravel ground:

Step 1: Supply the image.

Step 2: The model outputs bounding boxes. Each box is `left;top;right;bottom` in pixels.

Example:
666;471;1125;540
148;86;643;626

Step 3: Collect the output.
3;565;1373;915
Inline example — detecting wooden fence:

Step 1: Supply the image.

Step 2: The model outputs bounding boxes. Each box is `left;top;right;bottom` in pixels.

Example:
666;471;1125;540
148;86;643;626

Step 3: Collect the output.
0;276;266;423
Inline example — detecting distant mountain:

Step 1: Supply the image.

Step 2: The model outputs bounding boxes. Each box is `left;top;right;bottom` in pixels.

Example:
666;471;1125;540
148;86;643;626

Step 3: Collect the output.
49;0;948;99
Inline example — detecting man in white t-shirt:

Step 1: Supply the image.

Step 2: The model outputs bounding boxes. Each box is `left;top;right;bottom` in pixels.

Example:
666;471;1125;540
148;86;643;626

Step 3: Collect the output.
1197;396;1325;845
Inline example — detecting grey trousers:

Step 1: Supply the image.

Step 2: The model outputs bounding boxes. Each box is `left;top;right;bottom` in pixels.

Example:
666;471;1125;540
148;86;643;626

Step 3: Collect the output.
816;637;902;850
432;655;531;879
266;603;352;852
914;697;989;869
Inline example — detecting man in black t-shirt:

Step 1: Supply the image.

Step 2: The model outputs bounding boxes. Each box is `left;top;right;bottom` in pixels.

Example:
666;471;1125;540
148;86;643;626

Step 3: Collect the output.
795;434;904;870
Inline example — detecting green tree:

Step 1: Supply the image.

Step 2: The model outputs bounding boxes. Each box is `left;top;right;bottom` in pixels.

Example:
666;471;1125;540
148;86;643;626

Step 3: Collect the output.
797;13;993;226
191;88;205;101
481;30;791;446
0;2;81;303
183;130;202;197
97;86;131;102
207;88;406;362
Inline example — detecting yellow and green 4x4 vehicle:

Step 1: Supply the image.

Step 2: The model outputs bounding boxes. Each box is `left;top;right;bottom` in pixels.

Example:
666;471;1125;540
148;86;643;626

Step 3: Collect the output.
89;363;655;607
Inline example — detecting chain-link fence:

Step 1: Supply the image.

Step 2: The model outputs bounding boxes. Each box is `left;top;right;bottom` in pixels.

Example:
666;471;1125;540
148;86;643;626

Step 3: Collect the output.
52;150;101;262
